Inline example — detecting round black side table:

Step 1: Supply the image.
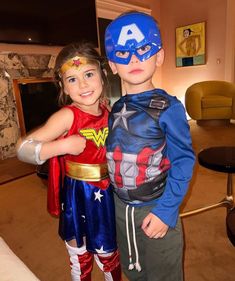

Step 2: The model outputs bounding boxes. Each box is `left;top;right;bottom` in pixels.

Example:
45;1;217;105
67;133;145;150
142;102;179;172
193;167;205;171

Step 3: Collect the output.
181;146;235;217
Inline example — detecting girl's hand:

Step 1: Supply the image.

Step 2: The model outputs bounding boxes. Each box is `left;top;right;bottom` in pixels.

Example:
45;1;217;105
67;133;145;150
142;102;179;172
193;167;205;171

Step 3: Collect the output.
62;135;86;155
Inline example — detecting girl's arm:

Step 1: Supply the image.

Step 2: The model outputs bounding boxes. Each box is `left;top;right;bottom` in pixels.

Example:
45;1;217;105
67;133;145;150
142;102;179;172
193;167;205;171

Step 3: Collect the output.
16;107;86;164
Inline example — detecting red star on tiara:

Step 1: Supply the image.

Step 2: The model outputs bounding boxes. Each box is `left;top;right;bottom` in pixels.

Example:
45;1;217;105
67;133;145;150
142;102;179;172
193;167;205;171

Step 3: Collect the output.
72;58;82;67
60;56;89;74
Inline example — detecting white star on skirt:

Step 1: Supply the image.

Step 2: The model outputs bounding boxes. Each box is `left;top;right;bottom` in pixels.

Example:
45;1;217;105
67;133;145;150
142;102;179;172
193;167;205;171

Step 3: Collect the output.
94;189;104;202
95;245;107;254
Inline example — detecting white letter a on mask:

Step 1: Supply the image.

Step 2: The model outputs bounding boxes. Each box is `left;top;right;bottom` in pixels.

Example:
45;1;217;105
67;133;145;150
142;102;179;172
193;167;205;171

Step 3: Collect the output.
117;24;144;46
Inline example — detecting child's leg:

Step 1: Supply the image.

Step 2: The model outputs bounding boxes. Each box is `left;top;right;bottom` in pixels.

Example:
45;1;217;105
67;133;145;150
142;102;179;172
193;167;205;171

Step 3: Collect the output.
94;250;122;281
65;240;93;281
114;194;183;281
114;195;147;280
143;218;183;281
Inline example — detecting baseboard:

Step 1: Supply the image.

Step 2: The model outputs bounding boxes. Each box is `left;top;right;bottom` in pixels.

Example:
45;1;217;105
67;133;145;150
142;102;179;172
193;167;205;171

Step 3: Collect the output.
196;119;230;126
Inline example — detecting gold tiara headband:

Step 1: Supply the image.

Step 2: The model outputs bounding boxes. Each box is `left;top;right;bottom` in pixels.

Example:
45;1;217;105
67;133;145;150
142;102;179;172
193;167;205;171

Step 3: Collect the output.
60;56;90;74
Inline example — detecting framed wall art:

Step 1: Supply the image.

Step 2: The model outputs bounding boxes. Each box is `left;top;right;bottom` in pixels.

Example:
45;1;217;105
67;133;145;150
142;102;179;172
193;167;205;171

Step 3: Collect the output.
176;22;206;67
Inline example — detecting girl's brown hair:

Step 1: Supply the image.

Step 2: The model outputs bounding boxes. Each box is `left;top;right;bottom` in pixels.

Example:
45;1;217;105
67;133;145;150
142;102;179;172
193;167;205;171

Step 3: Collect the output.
54;41;109;106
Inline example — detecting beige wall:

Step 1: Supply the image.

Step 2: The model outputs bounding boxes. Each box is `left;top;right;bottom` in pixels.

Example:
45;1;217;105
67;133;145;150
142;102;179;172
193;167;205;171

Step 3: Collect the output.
151;0;235;103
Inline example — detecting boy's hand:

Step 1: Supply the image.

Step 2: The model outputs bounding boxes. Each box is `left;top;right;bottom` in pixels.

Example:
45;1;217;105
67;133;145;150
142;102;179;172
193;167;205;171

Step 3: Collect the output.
141;213;169;239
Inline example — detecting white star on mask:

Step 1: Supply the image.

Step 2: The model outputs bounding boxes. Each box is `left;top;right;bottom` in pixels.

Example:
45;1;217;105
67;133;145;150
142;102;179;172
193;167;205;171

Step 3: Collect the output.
94;189;103;202
112;103;136;130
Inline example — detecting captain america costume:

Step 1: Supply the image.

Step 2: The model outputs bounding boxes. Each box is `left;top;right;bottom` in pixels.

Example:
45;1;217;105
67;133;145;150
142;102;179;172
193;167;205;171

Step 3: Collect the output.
106;89;195;228
103;11;195;279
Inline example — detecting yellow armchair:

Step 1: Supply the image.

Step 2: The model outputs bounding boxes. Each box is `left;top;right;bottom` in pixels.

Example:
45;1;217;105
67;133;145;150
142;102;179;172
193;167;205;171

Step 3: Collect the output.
185;80;235;124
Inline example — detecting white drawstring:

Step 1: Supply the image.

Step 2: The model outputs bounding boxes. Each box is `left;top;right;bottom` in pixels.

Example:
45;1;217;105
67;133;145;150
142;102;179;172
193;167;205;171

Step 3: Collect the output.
126;205;134;270
125;205;142;272
131;207;141;272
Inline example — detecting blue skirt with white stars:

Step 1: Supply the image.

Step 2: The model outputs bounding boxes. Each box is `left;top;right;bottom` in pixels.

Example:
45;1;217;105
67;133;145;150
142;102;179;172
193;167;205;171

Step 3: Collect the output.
59;176;117;253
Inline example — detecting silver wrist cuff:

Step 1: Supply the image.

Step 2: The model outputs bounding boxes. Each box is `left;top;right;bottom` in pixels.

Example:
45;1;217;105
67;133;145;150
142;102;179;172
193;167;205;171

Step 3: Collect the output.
17;138;46;165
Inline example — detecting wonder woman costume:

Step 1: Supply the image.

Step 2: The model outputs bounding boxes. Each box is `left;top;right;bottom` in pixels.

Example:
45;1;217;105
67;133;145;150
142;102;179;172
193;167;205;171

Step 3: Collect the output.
49;104;117;254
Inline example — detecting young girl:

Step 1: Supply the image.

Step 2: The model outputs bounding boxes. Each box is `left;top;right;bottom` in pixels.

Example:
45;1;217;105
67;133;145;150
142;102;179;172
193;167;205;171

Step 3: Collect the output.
16;42;122;281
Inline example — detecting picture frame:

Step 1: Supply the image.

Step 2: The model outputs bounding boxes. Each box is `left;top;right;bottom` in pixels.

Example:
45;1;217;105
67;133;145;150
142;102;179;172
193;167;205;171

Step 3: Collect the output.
175;22;206;67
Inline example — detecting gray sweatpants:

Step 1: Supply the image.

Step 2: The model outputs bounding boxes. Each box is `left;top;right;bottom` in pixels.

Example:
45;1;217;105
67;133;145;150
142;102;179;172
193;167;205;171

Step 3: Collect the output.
114;194;184;281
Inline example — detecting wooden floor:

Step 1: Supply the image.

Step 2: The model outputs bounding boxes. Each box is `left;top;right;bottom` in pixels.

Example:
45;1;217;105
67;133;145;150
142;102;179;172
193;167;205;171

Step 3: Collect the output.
1;120;235;281
0;157;128;281
0;156;35;185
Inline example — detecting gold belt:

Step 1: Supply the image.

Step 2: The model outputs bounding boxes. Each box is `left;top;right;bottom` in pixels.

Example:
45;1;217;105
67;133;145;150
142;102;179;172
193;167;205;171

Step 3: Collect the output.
65;160;109;182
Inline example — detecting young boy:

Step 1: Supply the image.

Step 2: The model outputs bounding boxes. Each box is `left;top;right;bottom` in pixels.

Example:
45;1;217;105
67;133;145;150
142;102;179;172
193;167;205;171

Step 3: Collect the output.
104;11;195;281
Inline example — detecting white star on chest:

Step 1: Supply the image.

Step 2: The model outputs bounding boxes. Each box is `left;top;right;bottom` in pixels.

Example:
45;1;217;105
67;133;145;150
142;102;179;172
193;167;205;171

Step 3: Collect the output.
112;103;136;130
94;189;103;202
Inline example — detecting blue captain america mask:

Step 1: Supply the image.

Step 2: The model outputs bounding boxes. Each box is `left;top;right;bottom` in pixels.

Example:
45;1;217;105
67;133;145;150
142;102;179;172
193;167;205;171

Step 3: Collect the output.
105;12;162;65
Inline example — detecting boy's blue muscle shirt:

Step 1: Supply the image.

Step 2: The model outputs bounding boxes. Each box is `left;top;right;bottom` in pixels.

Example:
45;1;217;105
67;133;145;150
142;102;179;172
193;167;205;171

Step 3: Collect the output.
106;89;195;228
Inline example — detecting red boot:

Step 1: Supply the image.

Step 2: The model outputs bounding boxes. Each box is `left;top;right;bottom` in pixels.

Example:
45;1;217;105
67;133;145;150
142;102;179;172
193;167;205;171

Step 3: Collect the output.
95;250;122;281
66;242;93;281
